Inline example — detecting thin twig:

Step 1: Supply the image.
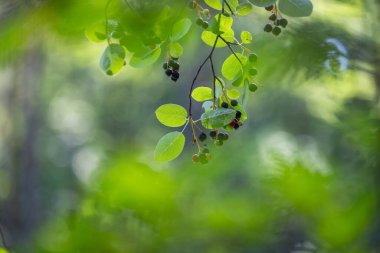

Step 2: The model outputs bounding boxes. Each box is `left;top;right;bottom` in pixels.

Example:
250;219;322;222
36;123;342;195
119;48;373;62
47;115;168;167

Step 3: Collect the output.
219;36;244;66
105;0;113;45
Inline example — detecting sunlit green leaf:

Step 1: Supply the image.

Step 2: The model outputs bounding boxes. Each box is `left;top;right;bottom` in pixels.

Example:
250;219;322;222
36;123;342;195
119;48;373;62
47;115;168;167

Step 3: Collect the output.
249;0;277;7
129;47;161;68
99;44;125;76
154;131;185;162
169;42;184;58
192;87;214;102
236;2;254;15
278;0;313;17
201;109;236;129
241;31;253;44
221;53;247;80
227;89;240;99
204;0;239;11
201;29;234;48
155;104;188;127
170;18;192;41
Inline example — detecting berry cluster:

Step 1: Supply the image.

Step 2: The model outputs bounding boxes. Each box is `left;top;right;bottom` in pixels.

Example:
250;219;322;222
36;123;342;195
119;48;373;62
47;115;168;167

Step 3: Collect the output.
263;5;288;36
188;1;211;29
163;57;180;82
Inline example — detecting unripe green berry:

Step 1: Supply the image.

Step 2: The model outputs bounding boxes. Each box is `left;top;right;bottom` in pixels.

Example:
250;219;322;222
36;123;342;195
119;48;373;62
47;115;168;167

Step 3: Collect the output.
106;70;113;76
199;153;208;164
215;140;223;146
201;21;209;29
203;148;210;154
196;18;204;27
249;83;258;92
231;100;238;107
249;53;258;63
249;68;258;76
192;154;199;162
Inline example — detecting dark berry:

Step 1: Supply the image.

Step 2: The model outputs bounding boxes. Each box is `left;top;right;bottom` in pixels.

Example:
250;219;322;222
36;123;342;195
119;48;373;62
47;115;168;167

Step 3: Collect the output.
106;70;113;76
199;132;207;142
229;121;237;127
221;102;229;108
236;111;242;119
265;5;274;11
203;148;210;154
201;21;209;29
172;70;180;79
172;62;180;70
249;83;258;92
264;24;273;32
279;18;288;28
249;53;258;63
171;76;178;82
217;132;224;140
168;59;176;67
272;26;282;36
192;154;199;162
269;14;277;21
233;124;240;130
231;100;238;107
274;20;280;26
165;69;173;76
249;68;258;76
223;133;229;141
196;18;204;27
163;62;168;70
210;130;217;138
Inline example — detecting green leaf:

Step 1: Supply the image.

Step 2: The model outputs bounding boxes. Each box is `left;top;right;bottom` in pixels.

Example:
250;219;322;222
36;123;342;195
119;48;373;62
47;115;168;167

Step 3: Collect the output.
227;89;240;99
155;104;188;127
241;31;253;44
278;0;313;17
169;42;183;58
201;109;236;129
120;35;144;53
231;74;244;87
201;29;235;48
192;87;214;102
221;53;247;80
170;18;192;41
99;44;126;76
202;101;214;112
85;22;107;43
0;249;9;253
154;132;185;162
210;14;233;34
129;47;161;68
204;0;239;11
249;0;277;7
236;2;254;15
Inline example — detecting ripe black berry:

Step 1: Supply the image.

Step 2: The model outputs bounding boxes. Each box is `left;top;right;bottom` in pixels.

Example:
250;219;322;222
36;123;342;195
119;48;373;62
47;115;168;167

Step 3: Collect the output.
233;124;240;130
168;59;176;67
199;132;207;142
163;62;168;70
221;102;229;108
172;70;180;79
264;24;273;32
165;69;173;76
249;53;258;63
265;5;274;11
236;110;242;119
269;14;277;21
231;100;238;107
171;76;178;82
272;26;282;36
249;83;258;92
210;130;217;138
279;18;288;28
172;62;180;70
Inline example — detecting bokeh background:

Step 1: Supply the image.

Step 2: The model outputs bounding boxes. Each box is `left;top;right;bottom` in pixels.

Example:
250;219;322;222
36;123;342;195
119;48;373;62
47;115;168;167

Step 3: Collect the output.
0;0;379;252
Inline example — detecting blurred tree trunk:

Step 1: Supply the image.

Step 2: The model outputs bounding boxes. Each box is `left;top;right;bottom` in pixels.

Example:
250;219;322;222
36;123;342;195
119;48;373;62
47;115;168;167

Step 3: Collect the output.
3;41;44;247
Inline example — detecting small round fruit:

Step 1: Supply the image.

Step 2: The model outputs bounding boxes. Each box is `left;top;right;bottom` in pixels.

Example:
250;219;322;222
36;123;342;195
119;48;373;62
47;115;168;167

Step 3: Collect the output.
236;111;242;119
221;102;229;108
223;133;229;141
272;26;282;36
269;14;277;21
199;132;207;142
279;18;288;28
192;154;199;162
249;83;258;92
196;18;204;27
203;148;210;154
199;153;208;164
210;130;217;138
231;100;238;107
264;24;273;32
163;62;168;70
168;59;176;67
249;53;258;63
106;70;113;76
201;21;209;29
249;68;258;76
171;76;178;82
217;132;224;140
172;62;180;70
203;9;210;17
215;140;223;146
172;70;180;79
265;5;274;11
165;69;173;76
233;124;240;130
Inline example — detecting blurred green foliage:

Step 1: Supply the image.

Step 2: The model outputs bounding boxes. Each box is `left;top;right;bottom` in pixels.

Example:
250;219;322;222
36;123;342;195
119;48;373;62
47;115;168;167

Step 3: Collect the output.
0;0;379;252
